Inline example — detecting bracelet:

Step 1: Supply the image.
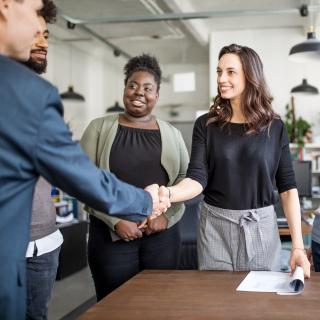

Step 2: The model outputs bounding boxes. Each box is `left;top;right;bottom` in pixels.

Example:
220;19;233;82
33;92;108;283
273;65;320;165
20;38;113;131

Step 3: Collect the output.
166;187;171;200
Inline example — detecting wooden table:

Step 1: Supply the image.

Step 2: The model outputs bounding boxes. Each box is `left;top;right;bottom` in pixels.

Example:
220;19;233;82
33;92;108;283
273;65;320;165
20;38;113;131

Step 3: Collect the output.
79;270;320;320
278;220;312;236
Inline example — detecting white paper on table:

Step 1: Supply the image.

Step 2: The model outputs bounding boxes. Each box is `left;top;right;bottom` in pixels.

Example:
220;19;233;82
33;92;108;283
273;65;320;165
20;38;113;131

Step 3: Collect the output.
236;266;304;295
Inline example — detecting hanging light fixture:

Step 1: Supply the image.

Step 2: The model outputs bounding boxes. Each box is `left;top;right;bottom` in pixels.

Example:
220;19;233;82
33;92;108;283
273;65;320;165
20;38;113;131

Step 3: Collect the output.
288;3;320;62
289;27;320;62
291;78;319;95
60;45;85;101
60;85;85;101
106;101;124;113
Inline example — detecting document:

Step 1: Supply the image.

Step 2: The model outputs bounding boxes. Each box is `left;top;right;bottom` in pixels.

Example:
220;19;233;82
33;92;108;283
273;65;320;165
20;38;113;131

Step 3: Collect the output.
236;266;304;295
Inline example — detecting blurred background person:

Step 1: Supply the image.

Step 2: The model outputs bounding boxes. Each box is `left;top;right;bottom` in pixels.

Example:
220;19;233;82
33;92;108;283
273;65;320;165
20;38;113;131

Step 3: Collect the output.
81;54;189;300
20;2;63;319
312;215;320;271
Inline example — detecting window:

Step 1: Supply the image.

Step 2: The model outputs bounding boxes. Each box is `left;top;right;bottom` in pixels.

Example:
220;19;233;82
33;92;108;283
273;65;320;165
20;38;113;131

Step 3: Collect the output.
173;72;195;92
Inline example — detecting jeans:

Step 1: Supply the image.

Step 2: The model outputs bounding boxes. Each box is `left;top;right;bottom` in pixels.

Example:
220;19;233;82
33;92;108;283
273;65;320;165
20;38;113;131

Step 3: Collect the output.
88;215;181;301
26;246;61;320
312;240;320;272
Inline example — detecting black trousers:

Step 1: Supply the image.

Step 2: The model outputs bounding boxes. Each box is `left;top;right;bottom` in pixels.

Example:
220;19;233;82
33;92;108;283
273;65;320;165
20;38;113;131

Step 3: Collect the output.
312;240;320;272
88;216;181;301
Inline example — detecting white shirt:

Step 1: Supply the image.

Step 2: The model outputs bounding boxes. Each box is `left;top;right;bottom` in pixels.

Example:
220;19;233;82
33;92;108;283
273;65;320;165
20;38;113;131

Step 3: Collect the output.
26;229;63;258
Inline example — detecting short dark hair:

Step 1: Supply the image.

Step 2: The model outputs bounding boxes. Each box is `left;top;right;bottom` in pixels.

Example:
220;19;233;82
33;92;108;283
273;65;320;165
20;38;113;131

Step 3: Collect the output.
124;54;162;91
39;0;57;24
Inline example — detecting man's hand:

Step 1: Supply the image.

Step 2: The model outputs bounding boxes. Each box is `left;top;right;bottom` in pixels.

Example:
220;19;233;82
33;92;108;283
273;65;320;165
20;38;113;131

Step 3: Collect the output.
145;184;170;219
144;214;169;236
115;220;143;241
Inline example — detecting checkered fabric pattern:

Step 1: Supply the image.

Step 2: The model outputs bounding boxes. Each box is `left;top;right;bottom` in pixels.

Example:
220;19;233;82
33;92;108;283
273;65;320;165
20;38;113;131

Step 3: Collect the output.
197;202;281;271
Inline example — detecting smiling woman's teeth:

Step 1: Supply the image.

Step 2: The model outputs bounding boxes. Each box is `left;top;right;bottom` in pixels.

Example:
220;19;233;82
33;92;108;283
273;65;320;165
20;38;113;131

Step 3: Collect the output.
132;101;143;106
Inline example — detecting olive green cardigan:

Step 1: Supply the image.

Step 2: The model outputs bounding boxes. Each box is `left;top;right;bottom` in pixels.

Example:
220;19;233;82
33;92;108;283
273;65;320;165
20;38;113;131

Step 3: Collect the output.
80;113;189;232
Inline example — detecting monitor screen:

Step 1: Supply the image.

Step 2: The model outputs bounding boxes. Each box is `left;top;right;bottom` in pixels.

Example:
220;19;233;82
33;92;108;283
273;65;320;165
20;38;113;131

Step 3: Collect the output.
292;160;312;198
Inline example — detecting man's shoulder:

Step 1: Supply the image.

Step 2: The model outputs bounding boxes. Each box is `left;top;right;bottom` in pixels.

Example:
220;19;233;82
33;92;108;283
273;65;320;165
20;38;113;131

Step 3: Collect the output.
0;54;54;92
0;55;62;120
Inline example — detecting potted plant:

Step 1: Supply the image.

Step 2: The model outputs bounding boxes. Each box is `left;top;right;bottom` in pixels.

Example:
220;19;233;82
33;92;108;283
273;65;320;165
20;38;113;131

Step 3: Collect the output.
284;96;312;159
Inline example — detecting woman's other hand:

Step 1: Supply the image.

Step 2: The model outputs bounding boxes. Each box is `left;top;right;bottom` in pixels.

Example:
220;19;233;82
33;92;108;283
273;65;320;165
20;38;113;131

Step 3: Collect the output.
144;214;168;236
115;220;143;241
290;248;311;278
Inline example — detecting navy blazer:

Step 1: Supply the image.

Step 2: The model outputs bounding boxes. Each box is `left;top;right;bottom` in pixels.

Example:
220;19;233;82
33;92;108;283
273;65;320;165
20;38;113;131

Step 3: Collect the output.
0;55;152;319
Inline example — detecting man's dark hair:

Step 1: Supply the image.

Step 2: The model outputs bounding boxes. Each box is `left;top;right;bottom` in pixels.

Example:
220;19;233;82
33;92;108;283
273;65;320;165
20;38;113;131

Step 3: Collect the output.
124;54;162;91
39;0;57;24
21;0;57;74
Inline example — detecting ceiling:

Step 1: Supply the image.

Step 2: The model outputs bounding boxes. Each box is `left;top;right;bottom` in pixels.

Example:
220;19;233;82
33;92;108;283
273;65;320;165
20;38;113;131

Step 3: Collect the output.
51;0;320;64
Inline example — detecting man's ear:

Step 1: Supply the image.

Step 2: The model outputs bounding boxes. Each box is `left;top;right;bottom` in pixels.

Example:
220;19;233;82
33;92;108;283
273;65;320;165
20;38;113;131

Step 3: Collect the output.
0;0;12;20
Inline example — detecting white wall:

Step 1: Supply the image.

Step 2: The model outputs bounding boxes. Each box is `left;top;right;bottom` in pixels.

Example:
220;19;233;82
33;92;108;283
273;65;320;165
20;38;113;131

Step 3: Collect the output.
155;63;210;121
43;42;126;139
209;28;320;135
44;39;211;132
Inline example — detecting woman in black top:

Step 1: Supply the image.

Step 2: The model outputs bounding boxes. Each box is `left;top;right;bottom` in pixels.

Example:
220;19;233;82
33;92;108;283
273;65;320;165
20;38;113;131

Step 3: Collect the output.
81;54;189;300
161;44;310;276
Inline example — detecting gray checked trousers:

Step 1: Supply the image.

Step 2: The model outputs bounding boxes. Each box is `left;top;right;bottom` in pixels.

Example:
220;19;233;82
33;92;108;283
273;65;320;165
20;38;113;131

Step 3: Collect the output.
197;202;281;271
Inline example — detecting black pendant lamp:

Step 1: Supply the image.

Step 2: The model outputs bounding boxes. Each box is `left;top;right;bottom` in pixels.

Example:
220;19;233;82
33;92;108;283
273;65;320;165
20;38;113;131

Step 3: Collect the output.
60;85;85;101
289;28;320;63
106;101;124;113
291;79;319;95
60;45;85;102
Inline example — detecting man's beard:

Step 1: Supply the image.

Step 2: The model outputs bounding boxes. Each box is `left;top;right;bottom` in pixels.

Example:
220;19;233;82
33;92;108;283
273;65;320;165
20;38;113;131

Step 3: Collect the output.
23;57;47;75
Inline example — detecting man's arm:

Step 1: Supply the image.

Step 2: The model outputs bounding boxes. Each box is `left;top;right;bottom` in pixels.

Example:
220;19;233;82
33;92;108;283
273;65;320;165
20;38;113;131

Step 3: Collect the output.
33;87;157;221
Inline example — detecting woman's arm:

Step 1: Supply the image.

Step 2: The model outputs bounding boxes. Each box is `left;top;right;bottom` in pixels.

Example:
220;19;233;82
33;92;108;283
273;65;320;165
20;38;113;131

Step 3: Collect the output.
280;188;311;278
160;178;203;203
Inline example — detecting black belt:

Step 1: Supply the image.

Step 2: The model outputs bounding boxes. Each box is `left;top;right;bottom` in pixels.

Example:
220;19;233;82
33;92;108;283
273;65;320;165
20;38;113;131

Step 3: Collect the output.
32;242;38;258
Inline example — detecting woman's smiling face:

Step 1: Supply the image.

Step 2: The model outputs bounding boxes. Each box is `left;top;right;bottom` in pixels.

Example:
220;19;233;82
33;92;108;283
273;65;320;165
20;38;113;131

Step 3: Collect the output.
217;53;246;104
123;71;159;118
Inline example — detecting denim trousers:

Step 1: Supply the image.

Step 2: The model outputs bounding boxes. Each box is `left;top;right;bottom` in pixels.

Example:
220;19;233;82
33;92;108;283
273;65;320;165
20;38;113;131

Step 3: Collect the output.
26;246;61;320
88;215;181;301
312;240;320;272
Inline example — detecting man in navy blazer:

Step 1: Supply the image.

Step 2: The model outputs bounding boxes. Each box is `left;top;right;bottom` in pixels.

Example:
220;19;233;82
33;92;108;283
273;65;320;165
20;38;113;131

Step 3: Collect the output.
0;1;169;319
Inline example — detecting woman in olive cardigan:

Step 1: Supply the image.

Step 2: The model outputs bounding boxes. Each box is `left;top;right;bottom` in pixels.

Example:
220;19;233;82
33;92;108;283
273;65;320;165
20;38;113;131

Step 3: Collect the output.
80;54;189;300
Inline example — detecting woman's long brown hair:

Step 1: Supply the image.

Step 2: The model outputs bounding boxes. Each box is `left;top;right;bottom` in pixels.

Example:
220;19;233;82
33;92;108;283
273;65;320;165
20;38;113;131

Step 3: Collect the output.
207;44;279;134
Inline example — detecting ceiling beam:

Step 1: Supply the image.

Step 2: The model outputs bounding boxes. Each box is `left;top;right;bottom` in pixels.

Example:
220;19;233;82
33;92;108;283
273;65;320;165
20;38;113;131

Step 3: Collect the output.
57;7;132;60
60;5;320;25
163;0;208;47
77;25;132;60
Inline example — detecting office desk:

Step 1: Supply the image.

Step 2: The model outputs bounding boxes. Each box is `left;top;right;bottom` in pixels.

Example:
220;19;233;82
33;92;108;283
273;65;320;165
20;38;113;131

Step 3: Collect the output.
79;270;320;320
56;220;87;280
279;220;312;237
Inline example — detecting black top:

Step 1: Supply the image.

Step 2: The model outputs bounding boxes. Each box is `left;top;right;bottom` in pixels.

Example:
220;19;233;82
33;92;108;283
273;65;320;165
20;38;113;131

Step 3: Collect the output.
186;114;296;210
109;124;169;188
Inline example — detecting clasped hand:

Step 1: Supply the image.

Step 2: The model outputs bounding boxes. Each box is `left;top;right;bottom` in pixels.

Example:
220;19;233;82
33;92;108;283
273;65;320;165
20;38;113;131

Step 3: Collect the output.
138;185;171;235
116;185;171;241
144;184;171;219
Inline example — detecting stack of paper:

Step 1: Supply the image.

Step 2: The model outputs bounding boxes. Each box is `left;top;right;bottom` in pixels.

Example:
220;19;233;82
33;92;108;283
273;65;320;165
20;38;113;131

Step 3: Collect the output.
236;266;304;295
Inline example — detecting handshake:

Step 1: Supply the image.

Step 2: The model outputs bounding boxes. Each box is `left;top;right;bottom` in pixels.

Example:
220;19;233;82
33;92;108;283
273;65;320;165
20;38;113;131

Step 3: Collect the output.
114;184;172;241
144;184;171;220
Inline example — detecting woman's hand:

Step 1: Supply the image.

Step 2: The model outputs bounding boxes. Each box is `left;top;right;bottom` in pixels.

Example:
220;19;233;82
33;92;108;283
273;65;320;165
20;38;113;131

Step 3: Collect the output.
290;248;311;278
144;214;168;236
115;220;143;241
145;184;170;218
